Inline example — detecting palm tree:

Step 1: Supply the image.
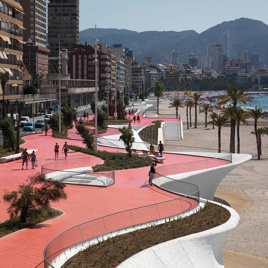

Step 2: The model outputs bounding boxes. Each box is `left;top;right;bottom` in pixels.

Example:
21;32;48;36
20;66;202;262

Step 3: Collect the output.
169;99;184;119
218;86;252;153
248;106;266;156
154;82;164;115
191;93;202;128
188;99;194;127
233;108;249;154
208;113;229;153
1;72;9;119
199;104;212;127
251;127;266;160
223;106;237;153
185;99;193;129
209;112;217;130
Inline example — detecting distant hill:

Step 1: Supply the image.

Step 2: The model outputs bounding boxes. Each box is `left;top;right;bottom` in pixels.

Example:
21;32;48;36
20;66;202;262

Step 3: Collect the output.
79;18;268;65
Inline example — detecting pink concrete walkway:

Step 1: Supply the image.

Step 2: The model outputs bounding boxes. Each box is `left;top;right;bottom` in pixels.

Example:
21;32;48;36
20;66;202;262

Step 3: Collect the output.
0;118;228;268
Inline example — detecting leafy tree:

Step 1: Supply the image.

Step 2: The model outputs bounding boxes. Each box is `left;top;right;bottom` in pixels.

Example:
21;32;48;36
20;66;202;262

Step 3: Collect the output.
208;113;229;153
248;106;266;156
3;174;67;223
1;72;9;119
219;86;252;153
96;109;107;127
154;82;164;115
76;124;94;150
0;118;15;150
31;74;43;90
199;104;212;127
91;101;96;115
191;93;202;128
23;84;38;95
233;108;249;153
169;99;184;119
16;102;24;153
124;96;129;106
48;113;62;131
119;127;135;157
62;106;77;127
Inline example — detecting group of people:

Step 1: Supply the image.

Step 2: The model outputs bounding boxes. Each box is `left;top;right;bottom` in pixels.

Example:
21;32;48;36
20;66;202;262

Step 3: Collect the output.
54;142;69;160
21;149;37;170
132;114;141;123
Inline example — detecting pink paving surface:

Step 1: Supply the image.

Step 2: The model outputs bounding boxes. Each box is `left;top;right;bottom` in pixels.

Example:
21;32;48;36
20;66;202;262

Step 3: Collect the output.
0;117;228;268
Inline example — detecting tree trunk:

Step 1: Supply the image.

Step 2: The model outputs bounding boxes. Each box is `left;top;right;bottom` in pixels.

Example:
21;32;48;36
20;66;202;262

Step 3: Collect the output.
157;96;159;115
230;119;236;153
194;103;197;128
2;93;5;119
176;107;178;119
257;136;261;160
20;206;28;223
205;112;207;127
218;126;221;153
189;107;192;127
237;122;240;154
186;107;189;129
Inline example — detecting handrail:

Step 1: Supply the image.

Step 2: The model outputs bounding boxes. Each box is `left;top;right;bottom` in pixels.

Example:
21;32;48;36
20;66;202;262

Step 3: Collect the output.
43;169;200;267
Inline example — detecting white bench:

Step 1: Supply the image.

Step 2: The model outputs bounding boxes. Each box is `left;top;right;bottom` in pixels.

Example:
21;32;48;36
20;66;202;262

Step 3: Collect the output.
0;149;38;163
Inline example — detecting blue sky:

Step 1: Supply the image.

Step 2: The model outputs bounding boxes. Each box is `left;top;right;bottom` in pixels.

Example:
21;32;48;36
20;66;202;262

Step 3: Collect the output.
80;0;268;33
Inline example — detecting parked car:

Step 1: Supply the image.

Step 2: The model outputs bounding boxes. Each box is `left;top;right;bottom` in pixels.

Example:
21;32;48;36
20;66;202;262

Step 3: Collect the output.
23;122;35;132
35;120;45;128
20;116;30;127
44;114;52;122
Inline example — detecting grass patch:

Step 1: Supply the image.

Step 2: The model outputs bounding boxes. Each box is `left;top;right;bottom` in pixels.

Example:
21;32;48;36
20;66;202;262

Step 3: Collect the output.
0;137;25;157
139;120;162;145
69;145;153;170
66;202;230;267
52;128;69;139
0;207;62;238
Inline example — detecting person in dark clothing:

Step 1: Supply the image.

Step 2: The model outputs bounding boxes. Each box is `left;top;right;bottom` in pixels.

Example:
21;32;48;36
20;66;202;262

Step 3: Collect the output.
149;162;156;186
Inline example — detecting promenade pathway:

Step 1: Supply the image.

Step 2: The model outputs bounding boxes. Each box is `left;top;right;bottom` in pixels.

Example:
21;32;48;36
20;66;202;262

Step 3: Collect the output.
0;117;229;268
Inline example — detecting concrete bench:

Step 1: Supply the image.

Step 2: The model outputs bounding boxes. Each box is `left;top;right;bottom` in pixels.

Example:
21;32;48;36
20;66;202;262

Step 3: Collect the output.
0;149;38;163
133;150;165;163
152;152;166;163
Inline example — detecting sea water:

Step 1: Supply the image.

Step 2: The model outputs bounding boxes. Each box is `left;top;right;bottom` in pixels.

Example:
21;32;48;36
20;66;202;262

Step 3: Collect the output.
242;94;268;111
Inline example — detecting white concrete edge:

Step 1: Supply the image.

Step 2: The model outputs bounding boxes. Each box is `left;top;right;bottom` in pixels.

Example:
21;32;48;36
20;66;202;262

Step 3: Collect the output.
118;199;240;268
50;203;205;268
180;119;184;140
158;121;165;144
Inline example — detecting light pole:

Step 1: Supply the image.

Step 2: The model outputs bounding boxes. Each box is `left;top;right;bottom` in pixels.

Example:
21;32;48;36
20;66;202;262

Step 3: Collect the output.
94;25;98;152
58;43;62;134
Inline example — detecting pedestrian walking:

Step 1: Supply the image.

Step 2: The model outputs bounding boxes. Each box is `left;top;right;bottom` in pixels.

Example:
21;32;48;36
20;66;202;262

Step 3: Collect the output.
62;142;69;160
137;114;140;123
150;143;155;154
83;111;86;119
30;151;37;169
149;162;156;186
133;115;136;123
158;141;164;157
44;125;48;136
74;117;78;126
21;148;29;170
54;142;59;160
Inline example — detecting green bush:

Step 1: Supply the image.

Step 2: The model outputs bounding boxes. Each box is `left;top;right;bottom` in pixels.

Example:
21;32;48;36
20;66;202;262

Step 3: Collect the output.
62;106;77;127
76;124;94;150
0;118;15;150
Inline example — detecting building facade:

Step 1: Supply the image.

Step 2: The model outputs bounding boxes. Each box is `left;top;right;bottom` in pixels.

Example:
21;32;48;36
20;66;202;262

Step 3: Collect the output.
48;0;79;55
0;0;24;117
172;50;179;66
20;0;46;48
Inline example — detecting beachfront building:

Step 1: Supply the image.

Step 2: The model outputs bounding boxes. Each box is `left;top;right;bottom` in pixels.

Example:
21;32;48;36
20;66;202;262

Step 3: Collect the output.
48;0;79;56
132;63;144;98
0;0;24;118
20;0;49;78
68;43;116;100
41;49;96;108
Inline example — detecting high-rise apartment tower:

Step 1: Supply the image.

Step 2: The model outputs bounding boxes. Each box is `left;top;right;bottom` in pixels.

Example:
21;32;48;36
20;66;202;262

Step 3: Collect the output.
48;0;79;55
20;0;47;47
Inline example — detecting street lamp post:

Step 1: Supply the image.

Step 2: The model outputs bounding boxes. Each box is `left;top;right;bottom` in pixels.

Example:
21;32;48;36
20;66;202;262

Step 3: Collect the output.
94;26;98;152
58;44;62;134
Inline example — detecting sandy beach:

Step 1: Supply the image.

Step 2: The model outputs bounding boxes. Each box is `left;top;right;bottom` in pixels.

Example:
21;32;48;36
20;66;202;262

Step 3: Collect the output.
158;98;268;267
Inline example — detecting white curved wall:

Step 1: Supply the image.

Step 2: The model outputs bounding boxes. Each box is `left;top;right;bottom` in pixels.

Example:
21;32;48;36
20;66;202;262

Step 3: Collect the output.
153;153;252;200
118;200;240;268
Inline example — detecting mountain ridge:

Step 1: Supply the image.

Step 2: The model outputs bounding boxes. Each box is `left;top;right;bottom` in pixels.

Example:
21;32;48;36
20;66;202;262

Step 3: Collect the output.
79;18;268;65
